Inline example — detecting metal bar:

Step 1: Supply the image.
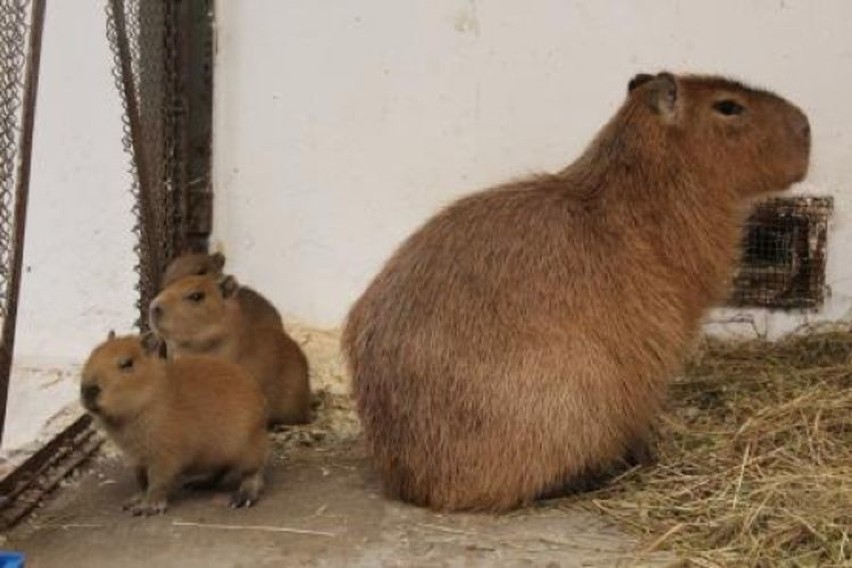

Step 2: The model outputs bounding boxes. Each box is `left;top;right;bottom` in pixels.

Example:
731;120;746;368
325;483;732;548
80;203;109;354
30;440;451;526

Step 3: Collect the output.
0;0;47;445
183;0;214;250
174;0;190;254
108;0;161;295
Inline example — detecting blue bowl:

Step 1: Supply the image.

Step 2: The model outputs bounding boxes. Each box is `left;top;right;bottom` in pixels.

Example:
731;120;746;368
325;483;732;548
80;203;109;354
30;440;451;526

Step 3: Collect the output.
0;551;24;568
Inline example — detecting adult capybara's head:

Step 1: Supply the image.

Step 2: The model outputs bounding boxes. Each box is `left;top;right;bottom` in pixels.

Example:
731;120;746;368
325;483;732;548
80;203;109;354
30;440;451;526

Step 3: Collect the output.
149;274;239;344
621;72;810;197
161;252;226;289
81;332;164;422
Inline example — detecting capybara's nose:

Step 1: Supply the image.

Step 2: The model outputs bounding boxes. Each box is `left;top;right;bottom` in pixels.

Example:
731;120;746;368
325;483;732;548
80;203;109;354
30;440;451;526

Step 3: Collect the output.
791;110;810;144
81;384;101;408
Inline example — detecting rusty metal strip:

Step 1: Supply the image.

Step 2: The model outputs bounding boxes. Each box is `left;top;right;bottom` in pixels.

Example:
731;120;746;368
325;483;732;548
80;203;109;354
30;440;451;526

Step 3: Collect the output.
0;415;101;530
0;0;47;445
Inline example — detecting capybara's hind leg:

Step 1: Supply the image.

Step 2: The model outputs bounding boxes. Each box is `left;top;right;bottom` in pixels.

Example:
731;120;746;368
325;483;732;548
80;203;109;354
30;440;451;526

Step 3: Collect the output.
229;470;264;508
623;432;657;468
134;466;148;491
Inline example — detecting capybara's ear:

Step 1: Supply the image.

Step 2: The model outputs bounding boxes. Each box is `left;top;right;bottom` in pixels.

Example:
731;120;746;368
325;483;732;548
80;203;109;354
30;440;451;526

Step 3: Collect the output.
107;330;116;341
219;275;240;299
210;252;226;271
629;71;678;119
627;73;654;93
645;72;678;118
140;331;163;356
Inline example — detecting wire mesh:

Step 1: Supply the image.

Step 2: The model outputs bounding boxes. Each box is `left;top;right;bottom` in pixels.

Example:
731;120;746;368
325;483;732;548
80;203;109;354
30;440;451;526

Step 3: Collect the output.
105;0;190;330
729;196;833;310
0;0;31;321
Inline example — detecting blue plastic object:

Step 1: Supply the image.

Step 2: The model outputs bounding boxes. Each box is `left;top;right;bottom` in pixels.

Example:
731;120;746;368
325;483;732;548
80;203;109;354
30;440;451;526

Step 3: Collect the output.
0;551;24;568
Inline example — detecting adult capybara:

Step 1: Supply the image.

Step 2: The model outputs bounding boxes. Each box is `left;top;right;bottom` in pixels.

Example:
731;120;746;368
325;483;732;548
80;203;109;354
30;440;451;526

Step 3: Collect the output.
162;251;284;331
150;274;312;426
342;72;811;512
81;332;269;515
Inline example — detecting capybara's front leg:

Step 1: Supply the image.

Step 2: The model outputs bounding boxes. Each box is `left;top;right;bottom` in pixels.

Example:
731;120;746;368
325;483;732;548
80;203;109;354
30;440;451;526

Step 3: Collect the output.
124;463;178;516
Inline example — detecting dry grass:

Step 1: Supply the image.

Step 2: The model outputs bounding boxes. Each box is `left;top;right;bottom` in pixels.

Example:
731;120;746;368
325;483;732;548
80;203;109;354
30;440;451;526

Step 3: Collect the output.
567;326;852;567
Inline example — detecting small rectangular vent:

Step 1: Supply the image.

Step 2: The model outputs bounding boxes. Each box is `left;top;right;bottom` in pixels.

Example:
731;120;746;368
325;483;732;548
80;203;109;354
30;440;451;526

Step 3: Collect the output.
728;196;833;310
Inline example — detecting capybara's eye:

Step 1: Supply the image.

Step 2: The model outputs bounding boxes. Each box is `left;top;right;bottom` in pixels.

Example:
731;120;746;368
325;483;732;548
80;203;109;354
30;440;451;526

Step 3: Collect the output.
118;357;134;371
713;99;745;116
187;291;206;303
195;267;208;276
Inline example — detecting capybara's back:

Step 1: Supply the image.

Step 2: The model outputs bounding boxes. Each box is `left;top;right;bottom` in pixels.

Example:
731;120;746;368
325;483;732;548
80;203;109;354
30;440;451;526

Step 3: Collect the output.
342;72;811;511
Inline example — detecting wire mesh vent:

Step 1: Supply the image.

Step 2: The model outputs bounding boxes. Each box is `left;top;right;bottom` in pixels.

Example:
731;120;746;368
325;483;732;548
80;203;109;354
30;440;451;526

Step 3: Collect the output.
728;196;833;310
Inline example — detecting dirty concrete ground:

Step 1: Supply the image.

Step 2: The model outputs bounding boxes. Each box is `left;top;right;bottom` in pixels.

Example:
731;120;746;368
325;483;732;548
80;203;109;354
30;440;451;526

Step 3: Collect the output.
2;325;670;567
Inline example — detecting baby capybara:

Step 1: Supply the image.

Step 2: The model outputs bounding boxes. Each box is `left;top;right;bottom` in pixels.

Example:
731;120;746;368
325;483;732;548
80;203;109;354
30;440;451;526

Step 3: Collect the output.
162;251;284;331
342;72;811;511
81;332;269;515
150;274;311;426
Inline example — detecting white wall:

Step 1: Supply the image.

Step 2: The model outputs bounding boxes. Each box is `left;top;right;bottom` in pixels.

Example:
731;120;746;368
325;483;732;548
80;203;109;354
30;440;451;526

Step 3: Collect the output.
2;1;136;451
213;0;852;334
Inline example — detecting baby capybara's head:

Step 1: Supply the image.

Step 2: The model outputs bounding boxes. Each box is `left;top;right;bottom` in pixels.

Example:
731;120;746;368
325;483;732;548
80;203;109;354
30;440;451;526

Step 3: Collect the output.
81;332;164;422
149;274;239;344
161;252;226;289
621;72;810;197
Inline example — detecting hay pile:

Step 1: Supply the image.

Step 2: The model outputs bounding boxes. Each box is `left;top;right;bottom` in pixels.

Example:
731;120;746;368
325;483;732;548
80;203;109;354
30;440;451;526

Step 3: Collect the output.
271;323;361;452
574;327;852;567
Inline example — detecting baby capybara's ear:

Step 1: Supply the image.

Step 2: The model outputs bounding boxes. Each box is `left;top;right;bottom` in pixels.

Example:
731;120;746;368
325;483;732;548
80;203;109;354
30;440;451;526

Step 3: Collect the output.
218;275;240;299
107;329;116;341
210;252;226;271
140;331;164;357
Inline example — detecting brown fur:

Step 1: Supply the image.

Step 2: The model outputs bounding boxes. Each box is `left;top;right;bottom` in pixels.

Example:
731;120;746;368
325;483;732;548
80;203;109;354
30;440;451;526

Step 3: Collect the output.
162;252;284;331
341;72;811;512
80;333;269;515
150;275;311;426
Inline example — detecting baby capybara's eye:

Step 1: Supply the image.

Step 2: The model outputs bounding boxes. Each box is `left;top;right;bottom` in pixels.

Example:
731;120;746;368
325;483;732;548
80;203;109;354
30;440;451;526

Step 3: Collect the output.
118;357;134;371
187;291;206;303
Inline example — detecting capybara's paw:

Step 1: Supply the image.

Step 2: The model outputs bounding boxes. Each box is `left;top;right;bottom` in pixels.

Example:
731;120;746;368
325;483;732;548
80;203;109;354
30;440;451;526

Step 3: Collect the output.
121;493;143;511
125;496;168;516
228;489;258;509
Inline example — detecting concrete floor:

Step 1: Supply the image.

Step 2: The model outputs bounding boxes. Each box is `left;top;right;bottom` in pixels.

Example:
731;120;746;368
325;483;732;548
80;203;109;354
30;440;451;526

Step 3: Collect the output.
2;438;670;568
2;328;672;567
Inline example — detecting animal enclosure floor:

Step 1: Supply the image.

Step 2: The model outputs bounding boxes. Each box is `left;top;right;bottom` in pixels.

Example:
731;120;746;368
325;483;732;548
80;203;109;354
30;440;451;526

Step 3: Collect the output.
2;325;672;567
2;440;668;568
